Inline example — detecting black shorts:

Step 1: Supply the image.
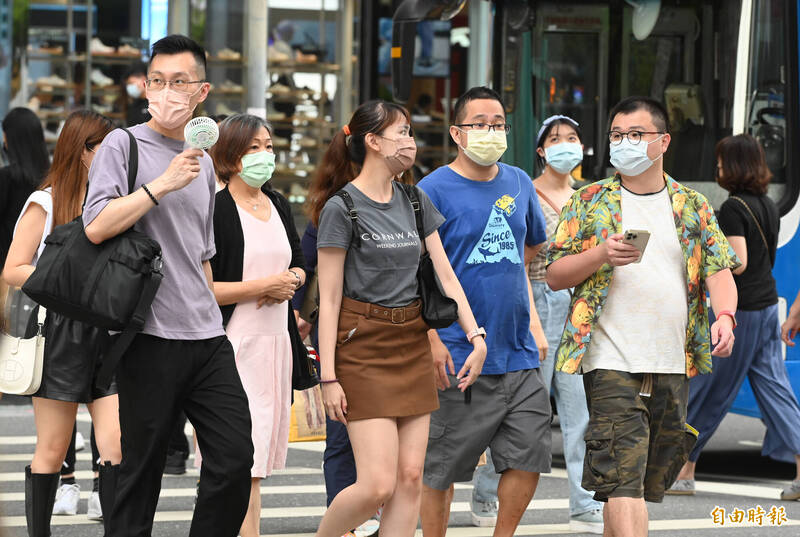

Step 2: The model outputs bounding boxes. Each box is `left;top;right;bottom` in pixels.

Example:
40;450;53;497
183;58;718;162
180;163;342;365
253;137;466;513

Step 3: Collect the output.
33;312;117;403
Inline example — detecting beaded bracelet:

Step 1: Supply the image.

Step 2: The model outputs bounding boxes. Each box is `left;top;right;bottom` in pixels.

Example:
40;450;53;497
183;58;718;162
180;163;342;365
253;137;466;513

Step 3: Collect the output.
142;184;159;206
320;379;340;384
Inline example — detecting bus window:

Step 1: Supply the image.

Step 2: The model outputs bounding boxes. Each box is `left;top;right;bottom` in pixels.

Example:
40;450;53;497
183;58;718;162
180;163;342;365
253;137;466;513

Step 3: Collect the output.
746;0;789;202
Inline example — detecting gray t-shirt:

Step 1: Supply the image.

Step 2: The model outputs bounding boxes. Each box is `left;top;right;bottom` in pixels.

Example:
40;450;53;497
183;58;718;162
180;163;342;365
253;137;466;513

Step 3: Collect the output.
82;124;224;340
317;181;445;307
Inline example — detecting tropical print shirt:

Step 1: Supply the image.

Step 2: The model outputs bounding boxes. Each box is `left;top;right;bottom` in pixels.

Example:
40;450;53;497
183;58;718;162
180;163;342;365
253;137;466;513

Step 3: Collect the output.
546;174;740;377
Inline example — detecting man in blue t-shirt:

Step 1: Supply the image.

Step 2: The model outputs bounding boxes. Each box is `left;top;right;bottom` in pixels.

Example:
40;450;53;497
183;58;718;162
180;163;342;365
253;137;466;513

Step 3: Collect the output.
418;87;551;537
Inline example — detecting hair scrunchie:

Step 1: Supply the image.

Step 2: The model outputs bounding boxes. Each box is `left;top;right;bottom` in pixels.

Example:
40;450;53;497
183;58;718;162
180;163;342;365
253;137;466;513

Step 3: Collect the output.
342;125;351;136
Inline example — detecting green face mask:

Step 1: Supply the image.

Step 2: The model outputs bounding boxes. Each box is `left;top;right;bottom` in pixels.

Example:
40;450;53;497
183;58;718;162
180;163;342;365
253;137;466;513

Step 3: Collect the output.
239;151;276;188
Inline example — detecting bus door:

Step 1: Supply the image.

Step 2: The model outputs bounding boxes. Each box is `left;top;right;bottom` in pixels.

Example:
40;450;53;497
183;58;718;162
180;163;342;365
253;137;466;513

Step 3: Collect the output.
531;4;609;181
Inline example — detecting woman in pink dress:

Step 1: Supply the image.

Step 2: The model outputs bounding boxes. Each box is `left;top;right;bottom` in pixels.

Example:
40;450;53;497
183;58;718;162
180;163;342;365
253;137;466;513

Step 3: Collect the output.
205;114;306;537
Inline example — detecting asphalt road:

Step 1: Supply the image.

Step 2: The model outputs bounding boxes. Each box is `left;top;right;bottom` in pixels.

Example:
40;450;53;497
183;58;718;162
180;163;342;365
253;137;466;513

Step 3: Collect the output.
1;397;799;536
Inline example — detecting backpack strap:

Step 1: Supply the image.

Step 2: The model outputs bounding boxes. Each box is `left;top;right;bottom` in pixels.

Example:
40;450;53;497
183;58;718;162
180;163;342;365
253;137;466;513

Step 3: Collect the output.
398;183;427;254
121;128;139;195
334;190;362;249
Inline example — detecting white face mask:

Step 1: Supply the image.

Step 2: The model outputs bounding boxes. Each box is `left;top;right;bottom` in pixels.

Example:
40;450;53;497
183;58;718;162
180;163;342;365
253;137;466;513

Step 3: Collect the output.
126;83;143;99
609;135;664;176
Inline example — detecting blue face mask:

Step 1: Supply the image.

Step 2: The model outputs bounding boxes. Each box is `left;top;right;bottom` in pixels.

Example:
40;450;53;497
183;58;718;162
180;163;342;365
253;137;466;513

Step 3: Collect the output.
544;142;583;174
609;136;664;177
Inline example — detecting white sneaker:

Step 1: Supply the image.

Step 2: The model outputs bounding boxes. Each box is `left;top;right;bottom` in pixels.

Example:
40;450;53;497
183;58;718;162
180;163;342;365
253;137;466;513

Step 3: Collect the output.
353;515;380;537
87;490;103;520
75;431;85;452
569;508;604;534
470;499;498;527
90;69;113;87
90;37;116;55
52;483;80;515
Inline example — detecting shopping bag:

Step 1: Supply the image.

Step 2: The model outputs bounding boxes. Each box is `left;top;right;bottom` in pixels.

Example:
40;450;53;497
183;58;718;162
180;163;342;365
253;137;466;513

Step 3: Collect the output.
289;383;326;442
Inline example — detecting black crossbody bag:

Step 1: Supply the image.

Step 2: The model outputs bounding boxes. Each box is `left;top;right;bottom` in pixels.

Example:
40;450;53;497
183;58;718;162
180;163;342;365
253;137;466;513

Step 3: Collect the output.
335;185;458;329
22;129;163;389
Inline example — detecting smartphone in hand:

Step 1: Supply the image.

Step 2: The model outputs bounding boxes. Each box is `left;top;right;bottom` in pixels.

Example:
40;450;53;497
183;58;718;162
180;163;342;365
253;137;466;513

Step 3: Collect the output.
622;229;651;263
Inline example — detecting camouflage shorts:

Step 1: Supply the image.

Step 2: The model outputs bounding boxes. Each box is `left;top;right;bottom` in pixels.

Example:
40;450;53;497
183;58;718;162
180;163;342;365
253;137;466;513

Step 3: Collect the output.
582;369;698;503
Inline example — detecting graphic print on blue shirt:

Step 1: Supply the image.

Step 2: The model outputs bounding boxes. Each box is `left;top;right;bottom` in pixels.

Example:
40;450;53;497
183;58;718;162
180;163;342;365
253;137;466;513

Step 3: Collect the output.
418;163;547;375
466;176;524;264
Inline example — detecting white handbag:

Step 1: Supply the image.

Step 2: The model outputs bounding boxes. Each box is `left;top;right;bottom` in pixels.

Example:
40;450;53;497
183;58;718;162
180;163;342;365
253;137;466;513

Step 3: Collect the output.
0;306;46;395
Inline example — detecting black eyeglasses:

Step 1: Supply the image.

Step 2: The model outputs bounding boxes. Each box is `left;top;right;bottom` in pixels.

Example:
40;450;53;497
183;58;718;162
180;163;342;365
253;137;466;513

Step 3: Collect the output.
607;130;664;145
455;123;511;134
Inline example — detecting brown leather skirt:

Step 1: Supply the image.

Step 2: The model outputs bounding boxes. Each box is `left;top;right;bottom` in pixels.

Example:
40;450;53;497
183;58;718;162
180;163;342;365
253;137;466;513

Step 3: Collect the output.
335;297;439;421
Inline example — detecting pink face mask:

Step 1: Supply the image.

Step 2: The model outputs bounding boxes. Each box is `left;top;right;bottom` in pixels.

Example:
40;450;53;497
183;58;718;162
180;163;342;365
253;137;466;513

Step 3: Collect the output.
381;136;417;176
147;86;201;130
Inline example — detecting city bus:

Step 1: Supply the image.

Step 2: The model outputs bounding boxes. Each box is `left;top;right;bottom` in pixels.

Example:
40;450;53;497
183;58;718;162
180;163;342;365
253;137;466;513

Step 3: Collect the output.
392;0;800;425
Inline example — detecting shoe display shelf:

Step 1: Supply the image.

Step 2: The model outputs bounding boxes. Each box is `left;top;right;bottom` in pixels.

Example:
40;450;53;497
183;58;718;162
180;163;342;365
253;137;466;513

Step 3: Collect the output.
25;1;143;139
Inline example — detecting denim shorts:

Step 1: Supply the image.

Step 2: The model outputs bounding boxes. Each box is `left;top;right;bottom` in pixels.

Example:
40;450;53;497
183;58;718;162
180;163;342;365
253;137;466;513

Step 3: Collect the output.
423;368;552;490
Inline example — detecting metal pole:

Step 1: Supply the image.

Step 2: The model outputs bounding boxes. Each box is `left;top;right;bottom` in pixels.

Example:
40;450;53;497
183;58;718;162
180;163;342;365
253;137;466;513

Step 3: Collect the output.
85;0;93;109
167;0;190;36
336;0;354;123
467;0;492;88
244;0;267;119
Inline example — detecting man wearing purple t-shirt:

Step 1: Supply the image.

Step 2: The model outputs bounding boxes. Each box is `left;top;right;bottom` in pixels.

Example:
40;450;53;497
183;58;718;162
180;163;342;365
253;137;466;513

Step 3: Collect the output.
83;35;252;537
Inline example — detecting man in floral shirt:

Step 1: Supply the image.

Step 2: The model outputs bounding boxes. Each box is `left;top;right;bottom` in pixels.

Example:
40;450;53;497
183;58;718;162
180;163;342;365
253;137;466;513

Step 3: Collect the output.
546;96;739;537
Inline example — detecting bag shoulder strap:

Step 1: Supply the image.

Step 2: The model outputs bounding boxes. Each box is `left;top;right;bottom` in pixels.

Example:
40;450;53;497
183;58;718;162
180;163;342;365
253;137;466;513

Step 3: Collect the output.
536;189;562;215
730;195;771;260
334;189;362;248
398;183;427;255
95;264;163;389
121;128;139;195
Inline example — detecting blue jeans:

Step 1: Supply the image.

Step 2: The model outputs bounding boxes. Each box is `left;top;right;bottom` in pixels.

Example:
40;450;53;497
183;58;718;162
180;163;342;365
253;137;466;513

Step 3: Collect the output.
532;280;601;516
688;305;800;463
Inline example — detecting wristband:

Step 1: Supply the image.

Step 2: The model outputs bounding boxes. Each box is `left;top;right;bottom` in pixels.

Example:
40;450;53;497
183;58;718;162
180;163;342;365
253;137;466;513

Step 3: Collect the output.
288;269;301;289
142;184;159;206
466;327;486;342
716;310;737;329
320;378;339;384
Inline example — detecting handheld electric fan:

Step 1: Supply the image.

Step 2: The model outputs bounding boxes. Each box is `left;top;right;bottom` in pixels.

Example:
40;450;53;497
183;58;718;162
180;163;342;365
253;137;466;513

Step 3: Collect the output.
184;117;219;150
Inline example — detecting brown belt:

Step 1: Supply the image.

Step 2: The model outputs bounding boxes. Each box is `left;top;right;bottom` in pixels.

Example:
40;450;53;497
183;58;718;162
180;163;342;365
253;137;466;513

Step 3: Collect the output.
341;296;422;324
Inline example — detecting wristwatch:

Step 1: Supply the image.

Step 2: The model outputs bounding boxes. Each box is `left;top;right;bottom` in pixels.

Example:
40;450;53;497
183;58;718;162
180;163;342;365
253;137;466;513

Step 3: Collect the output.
466;327;487;342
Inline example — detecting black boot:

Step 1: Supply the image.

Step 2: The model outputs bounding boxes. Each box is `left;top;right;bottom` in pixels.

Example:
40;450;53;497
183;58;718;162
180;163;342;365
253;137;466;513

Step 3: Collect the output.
98;461;119;537
24;465;59;537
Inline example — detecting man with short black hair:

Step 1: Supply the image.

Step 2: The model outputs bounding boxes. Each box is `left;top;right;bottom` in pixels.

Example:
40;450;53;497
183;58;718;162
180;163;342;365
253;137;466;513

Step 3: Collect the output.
124;63;150;126
83;34;253;537
546;96;739;537
418;86;551;537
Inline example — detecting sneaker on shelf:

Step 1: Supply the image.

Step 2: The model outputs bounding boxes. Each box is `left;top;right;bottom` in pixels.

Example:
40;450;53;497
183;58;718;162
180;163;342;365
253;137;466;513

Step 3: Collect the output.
267;83;292;96
163;451;187;475
470;498;498;527
217;48;242;61
569;508;603;534
272;135;291;148
353;517;379;537
268;47;290;64
780;479;800;501
295;51;318;64
30;44;64;55
216;103;237;117
665;478;695;496
52;483;80;515
117;44;141;57
90;37;116;56
86;490;103;521
297;137;317;148
90;69;114;88
266;111;286;122
36;75;68;88
26;97;41;112
75;431;85;451
220;80;244;93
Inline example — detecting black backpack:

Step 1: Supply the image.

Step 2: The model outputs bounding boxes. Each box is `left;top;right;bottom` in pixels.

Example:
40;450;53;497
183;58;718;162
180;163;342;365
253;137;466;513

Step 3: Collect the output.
22;129;163;389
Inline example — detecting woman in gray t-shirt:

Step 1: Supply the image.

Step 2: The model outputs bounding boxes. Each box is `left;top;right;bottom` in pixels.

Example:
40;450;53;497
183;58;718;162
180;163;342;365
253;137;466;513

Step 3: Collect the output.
309;100;486;537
